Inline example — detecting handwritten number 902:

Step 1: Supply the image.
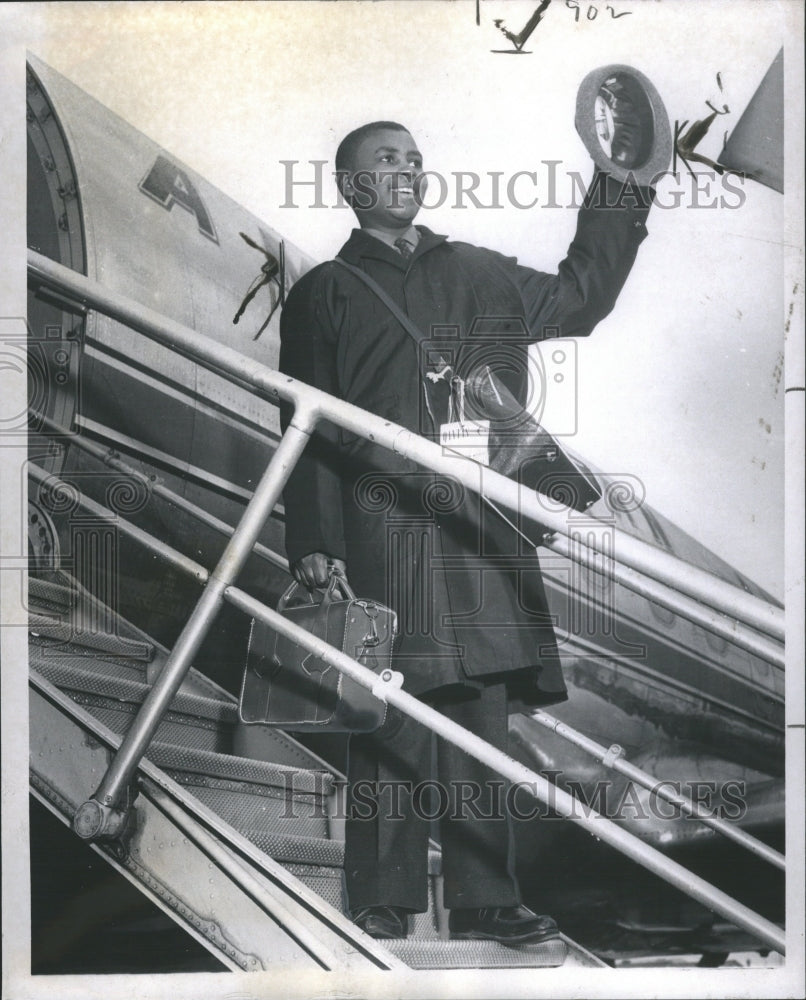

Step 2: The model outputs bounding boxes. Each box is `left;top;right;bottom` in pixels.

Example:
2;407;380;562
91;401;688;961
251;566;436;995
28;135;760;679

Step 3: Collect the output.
566;0;632;20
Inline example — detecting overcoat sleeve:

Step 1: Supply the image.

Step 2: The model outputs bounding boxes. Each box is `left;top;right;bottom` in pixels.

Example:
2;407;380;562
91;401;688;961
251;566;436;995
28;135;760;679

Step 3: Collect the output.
503;171;654;340
278;269;346;565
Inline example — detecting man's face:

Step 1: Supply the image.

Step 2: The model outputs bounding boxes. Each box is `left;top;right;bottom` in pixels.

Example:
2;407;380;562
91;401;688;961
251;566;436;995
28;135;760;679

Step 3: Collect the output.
342;128;426;230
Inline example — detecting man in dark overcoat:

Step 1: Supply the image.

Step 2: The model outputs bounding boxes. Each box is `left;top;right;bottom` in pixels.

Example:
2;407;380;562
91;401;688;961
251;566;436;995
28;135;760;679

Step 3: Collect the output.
279;121;652;942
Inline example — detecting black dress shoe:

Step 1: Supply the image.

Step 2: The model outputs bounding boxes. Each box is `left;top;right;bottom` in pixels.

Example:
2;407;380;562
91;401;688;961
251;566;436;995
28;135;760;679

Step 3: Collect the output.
352;905;410;939
449;905;559;945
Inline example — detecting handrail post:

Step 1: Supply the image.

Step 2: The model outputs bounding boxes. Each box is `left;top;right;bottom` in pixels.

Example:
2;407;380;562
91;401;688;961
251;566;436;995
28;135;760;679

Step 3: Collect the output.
72;405;319;841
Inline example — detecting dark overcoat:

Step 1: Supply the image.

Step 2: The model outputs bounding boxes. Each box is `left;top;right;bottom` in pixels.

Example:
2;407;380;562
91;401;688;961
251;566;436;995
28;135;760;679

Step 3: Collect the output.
279;174;651;704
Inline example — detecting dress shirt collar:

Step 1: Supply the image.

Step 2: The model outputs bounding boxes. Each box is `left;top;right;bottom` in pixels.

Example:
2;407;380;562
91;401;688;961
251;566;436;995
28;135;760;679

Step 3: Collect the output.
361;224;420;251
337;225;448;268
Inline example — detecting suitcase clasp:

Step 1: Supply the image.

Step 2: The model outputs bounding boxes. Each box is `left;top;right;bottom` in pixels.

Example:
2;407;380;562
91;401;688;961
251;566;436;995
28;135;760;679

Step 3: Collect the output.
355;600;381;647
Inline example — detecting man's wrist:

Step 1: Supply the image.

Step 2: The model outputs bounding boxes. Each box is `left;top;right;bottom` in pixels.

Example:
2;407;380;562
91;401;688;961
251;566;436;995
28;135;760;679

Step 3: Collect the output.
583;169;654;212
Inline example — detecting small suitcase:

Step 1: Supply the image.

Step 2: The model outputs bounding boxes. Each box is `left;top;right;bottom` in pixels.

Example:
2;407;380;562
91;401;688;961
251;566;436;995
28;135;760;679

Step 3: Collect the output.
238;572;397;733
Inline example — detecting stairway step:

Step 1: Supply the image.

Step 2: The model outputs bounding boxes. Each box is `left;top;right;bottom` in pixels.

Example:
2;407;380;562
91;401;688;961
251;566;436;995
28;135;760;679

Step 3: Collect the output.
278;862;441;940
151;742;334;839
170;778;330;840
385;937;567;969
29;651;238;725
29;575;156;656
239;828;446;939
66;695;231;752
30;639;150;684
231;722;335;772
28;575;79;608
28;614;154;661
277;864;437;932
240;826;442;874
29;625;323;771
242;829;346;867
146;742;333;794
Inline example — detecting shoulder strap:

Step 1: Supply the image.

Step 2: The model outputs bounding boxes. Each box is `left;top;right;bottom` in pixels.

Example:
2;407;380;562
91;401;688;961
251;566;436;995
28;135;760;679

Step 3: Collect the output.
334;257;428;345
334;262;550;546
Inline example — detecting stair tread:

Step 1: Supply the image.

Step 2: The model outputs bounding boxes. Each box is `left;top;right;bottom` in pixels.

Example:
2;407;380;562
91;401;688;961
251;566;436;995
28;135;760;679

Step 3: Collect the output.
243;829;346;866
28;575;80;606
29;575;157;646
29;652;239;722
31;642;334;772
147;740;335;796
244;828;445;876
385;937;567;969
28;613;154;660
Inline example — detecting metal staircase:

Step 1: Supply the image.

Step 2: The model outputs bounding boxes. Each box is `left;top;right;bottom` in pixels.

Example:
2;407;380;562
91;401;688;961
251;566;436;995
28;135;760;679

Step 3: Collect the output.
29;572;599;971
25;249;785;975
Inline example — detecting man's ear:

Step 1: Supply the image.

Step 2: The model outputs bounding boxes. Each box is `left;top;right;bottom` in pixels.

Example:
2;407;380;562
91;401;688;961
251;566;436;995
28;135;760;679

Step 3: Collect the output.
335;169;354;205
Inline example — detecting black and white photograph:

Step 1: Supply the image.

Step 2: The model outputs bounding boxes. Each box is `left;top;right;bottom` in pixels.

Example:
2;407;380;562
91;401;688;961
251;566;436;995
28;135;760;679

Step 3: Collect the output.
1;2;803;998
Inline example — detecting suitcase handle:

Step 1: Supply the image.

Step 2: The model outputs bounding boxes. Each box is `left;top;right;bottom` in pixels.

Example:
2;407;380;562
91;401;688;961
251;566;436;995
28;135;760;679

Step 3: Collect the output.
277;568;356;613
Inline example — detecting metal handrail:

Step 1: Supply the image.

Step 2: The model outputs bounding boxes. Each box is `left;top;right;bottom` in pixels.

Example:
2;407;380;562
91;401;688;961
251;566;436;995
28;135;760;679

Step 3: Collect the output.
527;709;785;869
544;533;783;667
84;412;317;813
32;408;782;667
28;250;785;643
27;251;786;954
31;410;289;573
28;455;785;866
28;467;785;952
223;586;785;955
28;462;211;584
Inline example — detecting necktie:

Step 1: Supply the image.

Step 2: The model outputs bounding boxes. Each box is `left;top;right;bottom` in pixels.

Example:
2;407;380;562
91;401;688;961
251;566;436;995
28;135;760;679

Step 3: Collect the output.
394;237;414;261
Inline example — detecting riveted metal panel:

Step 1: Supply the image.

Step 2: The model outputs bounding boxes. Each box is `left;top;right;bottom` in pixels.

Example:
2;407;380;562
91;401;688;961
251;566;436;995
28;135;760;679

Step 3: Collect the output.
29;678;403;971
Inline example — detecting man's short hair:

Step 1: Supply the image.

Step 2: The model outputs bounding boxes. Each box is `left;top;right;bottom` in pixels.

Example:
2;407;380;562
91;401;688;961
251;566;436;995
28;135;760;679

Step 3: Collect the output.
335;121;410;175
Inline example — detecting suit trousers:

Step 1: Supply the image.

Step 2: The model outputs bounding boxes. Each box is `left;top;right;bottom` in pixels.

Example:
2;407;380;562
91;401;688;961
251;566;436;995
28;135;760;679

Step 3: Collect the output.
343;682;521;914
